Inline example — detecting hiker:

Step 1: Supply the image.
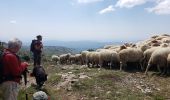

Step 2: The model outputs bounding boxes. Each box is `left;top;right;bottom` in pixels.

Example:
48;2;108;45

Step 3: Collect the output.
0;38;29;100
31;35;43;66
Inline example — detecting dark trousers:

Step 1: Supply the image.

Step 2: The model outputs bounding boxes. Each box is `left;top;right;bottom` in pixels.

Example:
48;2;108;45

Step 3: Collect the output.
33;52;41;66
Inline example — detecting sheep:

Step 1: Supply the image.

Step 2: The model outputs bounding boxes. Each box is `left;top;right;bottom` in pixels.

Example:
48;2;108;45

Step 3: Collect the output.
143;47;160;68
86;52;93;67
81;50;89;65
51;55;60;64
103;45;114;49
59;53;71;64
167;53;170;74
119;48;143;71
162;37;170;44
90;52;100;67
162;34;170;37
138;44;151;52
155;35;168;40
96;49;107;52
145;47;170;75
69;55;76;64
74;54;83;65
161;43;169;47
99;50;120;69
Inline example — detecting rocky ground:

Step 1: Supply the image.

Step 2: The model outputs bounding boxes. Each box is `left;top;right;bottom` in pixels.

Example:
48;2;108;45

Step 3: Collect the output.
19;63;170;100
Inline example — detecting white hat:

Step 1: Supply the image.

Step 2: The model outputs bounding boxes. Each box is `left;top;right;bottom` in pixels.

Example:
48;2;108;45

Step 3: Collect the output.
33;91;48;100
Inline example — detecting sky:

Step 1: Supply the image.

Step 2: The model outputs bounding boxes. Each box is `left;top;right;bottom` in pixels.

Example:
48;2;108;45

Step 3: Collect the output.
0;0;170;43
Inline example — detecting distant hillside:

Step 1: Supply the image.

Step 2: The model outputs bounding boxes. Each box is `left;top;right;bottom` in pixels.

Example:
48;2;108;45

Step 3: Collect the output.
21;46;77;56
42;40;123;51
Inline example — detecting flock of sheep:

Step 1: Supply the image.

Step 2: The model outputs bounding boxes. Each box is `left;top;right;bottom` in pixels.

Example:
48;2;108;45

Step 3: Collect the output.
51;34;170;75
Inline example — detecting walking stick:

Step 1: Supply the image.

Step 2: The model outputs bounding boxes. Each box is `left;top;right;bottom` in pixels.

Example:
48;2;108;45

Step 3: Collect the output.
23;69;29;100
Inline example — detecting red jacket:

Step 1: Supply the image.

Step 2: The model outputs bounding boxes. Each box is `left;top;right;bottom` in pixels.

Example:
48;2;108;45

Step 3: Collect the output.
2;49;28;83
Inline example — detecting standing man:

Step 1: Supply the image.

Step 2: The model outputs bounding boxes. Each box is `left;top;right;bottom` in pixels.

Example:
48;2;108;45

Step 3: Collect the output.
0;38;29;100
31;35;43;66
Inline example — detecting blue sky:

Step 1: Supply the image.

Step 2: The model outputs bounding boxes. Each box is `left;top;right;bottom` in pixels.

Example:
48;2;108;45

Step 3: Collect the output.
0;0;170;42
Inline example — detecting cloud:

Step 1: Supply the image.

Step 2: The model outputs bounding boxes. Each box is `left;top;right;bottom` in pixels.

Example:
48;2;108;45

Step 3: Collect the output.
115;0;148;8
99;5;115;14
77;0;103;4
10;20;17;24
146;0;170;15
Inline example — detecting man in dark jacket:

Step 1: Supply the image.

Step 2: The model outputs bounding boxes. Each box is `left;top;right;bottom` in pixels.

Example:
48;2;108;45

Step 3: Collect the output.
32;35;43;66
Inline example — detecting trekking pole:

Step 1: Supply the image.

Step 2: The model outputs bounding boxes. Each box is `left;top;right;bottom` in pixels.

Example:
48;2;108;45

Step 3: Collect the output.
23;68;29;100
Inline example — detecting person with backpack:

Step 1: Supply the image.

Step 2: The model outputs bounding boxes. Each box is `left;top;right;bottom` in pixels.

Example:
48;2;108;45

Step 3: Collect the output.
30;35;43;66
0;38;29;100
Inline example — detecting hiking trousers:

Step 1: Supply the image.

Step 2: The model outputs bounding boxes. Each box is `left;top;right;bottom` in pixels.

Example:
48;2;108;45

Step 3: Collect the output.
0;81;19;100
33;52;42;66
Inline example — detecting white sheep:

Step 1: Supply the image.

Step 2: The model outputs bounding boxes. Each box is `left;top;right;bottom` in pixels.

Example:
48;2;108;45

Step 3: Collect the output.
59;53;71;64
119;48;143;71
143;47;160;68
99;50;120;69
51;55;60;64
69;55;76;64
145;47;170;75
91;52;100;67
81;50;89;65
74;54;83;65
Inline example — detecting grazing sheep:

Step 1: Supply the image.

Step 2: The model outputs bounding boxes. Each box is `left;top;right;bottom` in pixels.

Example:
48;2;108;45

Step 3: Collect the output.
86;52;94;67
69;55;76;64
103;45;114;49
145;47;170;75
143;47;160;68
96;49;107;52
162;37;170;44
91;52;100;67
99;50;120;69
81;50;89;65
51;55;60;64
74;54;83;65
139;44;151;52
161;43;169;47
119;48;143;71
155;35;168;40
59;53;71;64
167;53;170;74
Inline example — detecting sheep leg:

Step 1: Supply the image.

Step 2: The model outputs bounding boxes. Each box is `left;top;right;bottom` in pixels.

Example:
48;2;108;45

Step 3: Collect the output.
99;60;103;69
145;64;151;75
120;62;123;71
140;62;144;71
162;66;167;75
157;65;161;74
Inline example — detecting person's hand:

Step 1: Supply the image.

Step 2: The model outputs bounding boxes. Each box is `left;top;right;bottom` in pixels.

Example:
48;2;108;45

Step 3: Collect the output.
21;62;30;71
23;62;30;66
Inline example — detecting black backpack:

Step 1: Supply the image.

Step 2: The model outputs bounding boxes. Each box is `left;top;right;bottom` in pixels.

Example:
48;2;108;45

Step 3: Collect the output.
30;39;37;52
0;50;7;84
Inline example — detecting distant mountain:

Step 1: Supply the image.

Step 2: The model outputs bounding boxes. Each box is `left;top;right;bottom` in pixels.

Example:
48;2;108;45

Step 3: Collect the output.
23;40;124;53
21;46;77;56
42;40;123;51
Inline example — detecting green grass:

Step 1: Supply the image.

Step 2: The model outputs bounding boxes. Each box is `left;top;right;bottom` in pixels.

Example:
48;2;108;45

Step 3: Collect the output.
17;61;170;100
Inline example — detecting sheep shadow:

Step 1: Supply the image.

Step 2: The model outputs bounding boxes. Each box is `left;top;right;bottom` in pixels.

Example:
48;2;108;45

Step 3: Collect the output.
123;62;144;73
